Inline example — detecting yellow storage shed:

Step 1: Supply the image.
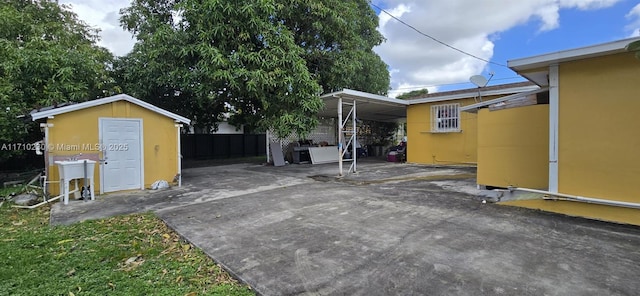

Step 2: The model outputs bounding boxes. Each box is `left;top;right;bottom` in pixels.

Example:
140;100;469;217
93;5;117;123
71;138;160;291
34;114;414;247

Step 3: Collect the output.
31;94;191;197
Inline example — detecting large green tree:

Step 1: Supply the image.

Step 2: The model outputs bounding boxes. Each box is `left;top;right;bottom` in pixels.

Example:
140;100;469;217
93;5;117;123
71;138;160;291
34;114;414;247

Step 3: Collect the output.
117;0;389;138
278;0;390;95
0;0;117;161
118;0;324;138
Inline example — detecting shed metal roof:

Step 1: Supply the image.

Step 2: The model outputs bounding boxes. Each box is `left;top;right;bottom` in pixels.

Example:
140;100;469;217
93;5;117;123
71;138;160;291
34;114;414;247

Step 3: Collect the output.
30;94;191;124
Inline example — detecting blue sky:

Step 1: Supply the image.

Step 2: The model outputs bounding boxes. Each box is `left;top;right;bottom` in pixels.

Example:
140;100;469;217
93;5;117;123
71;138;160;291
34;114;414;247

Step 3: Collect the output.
63;0;640;96
372;0;640;95
488;2;639;87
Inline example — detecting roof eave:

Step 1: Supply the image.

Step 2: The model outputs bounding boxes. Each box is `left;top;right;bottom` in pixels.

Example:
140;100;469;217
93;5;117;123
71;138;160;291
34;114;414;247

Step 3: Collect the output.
461;87;548;113
30;94;191;125
406;85;539;105
508;37;640;71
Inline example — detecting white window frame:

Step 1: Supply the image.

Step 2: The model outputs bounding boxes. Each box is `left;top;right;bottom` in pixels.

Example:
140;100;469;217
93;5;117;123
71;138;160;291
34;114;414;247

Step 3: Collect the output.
431;103;460;133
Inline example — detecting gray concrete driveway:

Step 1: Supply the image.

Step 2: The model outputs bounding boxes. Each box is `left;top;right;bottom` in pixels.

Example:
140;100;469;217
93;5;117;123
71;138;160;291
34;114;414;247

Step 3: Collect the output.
51;161;640;295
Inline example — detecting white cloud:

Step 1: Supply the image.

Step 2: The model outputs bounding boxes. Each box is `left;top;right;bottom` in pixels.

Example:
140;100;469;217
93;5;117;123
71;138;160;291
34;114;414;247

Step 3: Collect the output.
626;3;640;37
58;0;627;94
60;0;135;56
558;0;619;10
374;0;622;97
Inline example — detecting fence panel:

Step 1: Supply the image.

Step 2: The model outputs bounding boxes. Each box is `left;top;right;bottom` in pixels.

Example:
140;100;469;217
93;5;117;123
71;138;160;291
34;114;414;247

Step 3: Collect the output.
181;134;266;159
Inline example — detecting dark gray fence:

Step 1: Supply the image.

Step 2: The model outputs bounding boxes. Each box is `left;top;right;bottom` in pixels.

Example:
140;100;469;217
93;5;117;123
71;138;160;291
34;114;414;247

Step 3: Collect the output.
0;154;43;172
181;134;266;159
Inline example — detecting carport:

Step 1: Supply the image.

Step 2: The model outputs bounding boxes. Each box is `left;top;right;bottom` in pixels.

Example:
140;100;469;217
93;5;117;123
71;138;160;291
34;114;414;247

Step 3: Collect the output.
267;89;407;176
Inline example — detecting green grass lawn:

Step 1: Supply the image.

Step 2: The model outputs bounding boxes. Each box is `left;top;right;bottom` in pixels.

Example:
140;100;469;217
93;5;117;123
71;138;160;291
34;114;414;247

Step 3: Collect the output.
0;200;254;296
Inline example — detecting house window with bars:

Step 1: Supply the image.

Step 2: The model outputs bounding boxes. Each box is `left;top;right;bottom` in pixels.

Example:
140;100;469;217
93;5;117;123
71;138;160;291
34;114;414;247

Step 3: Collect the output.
431;103;460;132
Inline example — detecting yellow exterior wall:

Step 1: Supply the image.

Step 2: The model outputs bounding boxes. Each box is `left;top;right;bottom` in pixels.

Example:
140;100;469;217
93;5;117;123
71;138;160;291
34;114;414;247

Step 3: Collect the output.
477;105;549;188
504;52;640;225
406;97;507;165
558;52;640;203
46;101;178;195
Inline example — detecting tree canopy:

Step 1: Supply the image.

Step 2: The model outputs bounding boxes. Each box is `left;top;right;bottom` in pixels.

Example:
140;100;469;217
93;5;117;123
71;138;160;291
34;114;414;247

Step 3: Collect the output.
117;0;389;138
0;0;117;161
627;40;640;59
396;88;430;100
277;0;390;95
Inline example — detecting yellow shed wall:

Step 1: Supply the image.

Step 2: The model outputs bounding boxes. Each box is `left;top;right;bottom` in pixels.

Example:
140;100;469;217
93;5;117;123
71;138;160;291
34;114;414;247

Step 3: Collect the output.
477;105;549;188
558;52;640;203
47;101;178;195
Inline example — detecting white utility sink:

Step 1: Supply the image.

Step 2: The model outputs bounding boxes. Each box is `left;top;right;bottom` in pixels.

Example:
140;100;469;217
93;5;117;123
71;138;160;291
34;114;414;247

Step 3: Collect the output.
55;159;96;180
54;159;96;204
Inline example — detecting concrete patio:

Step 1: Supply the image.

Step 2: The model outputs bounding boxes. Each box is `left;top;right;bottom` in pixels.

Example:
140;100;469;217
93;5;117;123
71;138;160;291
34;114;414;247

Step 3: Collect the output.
51;160;640;295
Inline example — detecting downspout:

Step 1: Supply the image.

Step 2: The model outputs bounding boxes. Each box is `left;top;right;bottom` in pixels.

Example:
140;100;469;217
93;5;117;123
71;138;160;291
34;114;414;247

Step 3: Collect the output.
548;64;560;193
513;187;640;210
175;122;183;187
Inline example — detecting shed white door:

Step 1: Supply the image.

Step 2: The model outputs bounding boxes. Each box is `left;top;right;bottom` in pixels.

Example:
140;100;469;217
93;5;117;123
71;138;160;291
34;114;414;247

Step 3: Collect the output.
99;118;143;193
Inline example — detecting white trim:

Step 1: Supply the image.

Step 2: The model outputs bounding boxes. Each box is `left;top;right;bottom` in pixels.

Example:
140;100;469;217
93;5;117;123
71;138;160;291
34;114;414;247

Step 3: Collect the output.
548;64;559;193
98;117;144;193
509;37;640;71
98;119;105;194
139;119;145;191
407;85;539;105
461;87;547;113
31;94;191;124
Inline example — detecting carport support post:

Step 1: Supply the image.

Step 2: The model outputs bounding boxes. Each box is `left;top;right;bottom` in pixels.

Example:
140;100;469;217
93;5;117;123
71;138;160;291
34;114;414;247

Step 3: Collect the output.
337;96;358;176
352;99;357;173
338;97;344;176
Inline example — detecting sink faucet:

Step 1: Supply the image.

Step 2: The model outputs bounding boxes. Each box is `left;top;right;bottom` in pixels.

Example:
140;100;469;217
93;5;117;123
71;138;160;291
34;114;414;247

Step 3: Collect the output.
68;153;82;161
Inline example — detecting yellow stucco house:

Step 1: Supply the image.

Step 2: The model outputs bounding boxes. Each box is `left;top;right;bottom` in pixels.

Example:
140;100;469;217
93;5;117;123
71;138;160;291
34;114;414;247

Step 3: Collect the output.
31;94;191;197
463;37;640;226
405;82;538;165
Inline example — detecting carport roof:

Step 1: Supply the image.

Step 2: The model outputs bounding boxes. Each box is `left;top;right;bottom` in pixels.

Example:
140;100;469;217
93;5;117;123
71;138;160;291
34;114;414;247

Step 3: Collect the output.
319;89;408;122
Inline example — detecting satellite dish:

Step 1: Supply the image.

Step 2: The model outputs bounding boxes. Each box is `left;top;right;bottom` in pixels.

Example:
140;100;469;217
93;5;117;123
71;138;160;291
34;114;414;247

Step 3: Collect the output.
470;75;488;88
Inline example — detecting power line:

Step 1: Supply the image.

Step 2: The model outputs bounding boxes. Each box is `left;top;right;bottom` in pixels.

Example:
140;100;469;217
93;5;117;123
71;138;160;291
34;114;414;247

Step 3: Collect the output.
370;1;509;68
390;76;524;91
